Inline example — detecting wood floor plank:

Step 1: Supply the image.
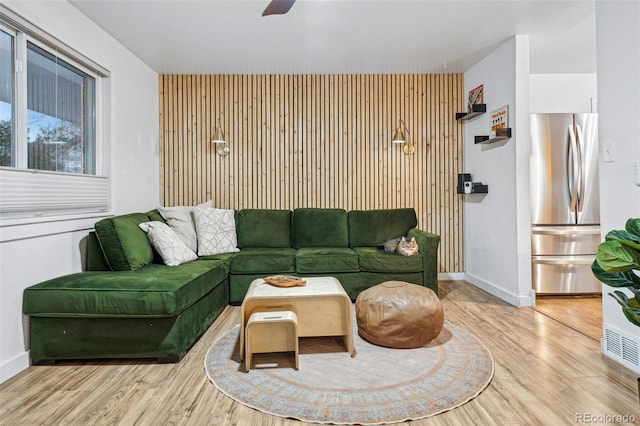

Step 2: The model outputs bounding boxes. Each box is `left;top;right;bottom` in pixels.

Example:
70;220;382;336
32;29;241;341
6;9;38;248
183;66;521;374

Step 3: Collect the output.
1;282;638;426
535;296;602;341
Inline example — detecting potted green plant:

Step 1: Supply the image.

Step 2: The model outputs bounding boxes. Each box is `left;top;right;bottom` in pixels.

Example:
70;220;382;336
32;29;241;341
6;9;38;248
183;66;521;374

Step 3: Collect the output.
591;218;640;327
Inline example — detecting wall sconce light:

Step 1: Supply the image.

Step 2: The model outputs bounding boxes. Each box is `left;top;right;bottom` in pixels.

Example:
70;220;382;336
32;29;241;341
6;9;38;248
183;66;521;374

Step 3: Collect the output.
392;119;415;155
212;119;229;156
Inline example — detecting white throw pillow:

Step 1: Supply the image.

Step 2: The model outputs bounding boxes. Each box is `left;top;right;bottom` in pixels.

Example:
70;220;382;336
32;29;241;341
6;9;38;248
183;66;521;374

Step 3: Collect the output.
138;221;198;266
157;200;213;252
192;206;240;256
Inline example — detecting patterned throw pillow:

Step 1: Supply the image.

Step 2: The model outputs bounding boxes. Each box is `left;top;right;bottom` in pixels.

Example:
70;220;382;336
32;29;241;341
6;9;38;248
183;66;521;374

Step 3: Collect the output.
138;221;198;266
192;207;240;256
157;200;213;252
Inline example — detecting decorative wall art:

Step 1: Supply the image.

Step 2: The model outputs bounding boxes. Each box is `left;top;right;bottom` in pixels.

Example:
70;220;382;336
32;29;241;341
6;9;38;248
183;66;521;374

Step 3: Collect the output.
467;84;484;112
490;105;509;138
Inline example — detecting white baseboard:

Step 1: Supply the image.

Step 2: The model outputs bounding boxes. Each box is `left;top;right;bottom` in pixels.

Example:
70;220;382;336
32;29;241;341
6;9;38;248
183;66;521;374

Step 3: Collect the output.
437;272;465;281
0;351;30;384
464;273;535;307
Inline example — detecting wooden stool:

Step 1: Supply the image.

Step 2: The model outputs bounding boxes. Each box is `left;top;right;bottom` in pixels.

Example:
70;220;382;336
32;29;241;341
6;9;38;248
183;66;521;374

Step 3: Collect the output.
245;310;299;372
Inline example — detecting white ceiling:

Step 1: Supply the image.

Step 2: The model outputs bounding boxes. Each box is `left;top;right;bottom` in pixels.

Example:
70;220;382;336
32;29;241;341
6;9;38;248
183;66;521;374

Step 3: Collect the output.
70;0;597;75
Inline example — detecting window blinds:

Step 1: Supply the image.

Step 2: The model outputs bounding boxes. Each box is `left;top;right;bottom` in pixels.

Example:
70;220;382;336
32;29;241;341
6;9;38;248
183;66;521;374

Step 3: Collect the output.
0;167;109;219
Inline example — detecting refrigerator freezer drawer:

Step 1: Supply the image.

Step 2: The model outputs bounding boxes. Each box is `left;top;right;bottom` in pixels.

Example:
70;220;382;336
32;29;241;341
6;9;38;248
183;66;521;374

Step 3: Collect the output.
532;255;602;294
531;225;600;256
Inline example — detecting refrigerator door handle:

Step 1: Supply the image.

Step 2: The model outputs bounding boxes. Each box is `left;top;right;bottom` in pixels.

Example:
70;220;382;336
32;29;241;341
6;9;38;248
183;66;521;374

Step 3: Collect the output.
575;123;585;213
531;256;596;265
567;125;579;212
532;226;601;236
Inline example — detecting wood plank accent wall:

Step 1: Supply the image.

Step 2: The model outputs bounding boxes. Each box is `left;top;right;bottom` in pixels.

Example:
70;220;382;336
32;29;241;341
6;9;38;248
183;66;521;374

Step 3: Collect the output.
159;74;464;272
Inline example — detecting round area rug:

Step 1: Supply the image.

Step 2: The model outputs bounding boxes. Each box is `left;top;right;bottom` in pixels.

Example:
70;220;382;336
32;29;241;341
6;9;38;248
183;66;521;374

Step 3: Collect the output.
204;321;494;425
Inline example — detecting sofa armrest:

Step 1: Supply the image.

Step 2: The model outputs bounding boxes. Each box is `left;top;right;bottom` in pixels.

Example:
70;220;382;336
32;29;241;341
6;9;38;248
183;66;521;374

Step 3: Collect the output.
407;228;440;294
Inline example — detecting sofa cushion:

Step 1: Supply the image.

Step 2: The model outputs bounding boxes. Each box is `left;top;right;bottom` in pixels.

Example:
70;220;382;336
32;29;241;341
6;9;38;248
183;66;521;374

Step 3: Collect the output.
348;209;418;247
295;247;360;273
86;232;110;272
94;213;155;271
230;248;296;274
292;208;348;248
199;252;235;263
193;207;240;256
23;260;228;317
138;221;198;266
353;247;423;273
144;210;167;265
157;201;212;252
236;209;292;248
146;209;166;223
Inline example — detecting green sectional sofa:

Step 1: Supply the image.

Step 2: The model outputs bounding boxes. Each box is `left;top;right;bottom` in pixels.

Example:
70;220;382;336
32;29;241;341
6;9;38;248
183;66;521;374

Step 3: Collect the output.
23;207;439;364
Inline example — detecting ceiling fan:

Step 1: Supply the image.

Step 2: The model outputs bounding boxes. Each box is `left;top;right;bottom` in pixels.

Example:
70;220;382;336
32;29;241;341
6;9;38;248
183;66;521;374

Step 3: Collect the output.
262;0;296;16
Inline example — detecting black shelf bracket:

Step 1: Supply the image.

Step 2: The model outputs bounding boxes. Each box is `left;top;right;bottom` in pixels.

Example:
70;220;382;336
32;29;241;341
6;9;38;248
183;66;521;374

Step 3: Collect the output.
470;183;488;193
474;127;512;144
455;104;486;121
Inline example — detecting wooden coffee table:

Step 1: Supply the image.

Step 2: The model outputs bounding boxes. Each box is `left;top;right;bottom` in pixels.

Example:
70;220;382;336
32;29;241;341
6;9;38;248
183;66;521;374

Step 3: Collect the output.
239;276;355;360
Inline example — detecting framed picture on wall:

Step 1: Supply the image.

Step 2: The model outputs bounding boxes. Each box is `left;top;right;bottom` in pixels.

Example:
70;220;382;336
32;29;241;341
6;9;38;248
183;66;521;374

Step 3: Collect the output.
490;105;509;138
467;84;484;112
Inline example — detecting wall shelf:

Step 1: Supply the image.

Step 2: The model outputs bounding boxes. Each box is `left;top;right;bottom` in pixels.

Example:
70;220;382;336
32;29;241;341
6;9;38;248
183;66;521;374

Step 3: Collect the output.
474;127;512;144
457;183;489;194
457;174;488;194
455;104;486;121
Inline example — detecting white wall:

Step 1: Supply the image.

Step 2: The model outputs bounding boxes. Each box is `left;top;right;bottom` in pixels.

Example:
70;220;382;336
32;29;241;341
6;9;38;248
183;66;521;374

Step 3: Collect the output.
463;36;534;306
0;0;159;383
530;74;597;113
595;0;640;367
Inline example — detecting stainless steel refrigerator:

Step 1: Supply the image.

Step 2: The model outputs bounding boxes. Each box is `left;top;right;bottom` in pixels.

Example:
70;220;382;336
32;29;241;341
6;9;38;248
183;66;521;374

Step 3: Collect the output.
530;113;602;294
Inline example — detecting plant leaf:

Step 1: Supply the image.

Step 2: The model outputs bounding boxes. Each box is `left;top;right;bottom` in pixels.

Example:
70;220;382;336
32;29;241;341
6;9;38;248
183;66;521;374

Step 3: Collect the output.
606;229;640;250
610;290;630;304
625;218;640;238
595;240;640;272
609;291;640;327
598;218;640;328
622;308;640;327
591;261;640;288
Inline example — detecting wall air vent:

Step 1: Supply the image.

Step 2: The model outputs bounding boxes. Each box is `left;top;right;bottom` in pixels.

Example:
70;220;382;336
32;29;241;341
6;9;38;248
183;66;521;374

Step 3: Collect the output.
622;336;639;367
605;328;621;356
603;325;640;373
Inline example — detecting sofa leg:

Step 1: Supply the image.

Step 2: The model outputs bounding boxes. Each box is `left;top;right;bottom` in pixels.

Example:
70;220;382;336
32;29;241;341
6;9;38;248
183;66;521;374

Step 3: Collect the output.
157;355;181;363
32;359;56;365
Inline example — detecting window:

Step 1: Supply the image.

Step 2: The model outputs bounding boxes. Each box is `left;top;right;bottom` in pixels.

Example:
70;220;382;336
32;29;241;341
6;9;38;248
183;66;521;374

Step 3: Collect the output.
26;42;96;174
0;6;110;220
1;35;97;173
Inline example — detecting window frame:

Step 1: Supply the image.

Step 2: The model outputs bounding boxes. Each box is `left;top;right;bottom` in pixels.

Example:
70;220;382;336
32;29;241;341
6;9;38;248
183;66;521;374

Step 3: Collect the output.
0;23;17;167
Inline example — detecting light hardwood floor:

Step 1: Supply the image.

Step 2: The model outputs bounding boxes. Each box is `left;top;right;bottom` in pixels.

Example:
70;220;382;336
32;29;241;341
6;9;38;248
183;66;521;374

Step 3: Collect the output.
535;296;603;341
1;281;638;425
